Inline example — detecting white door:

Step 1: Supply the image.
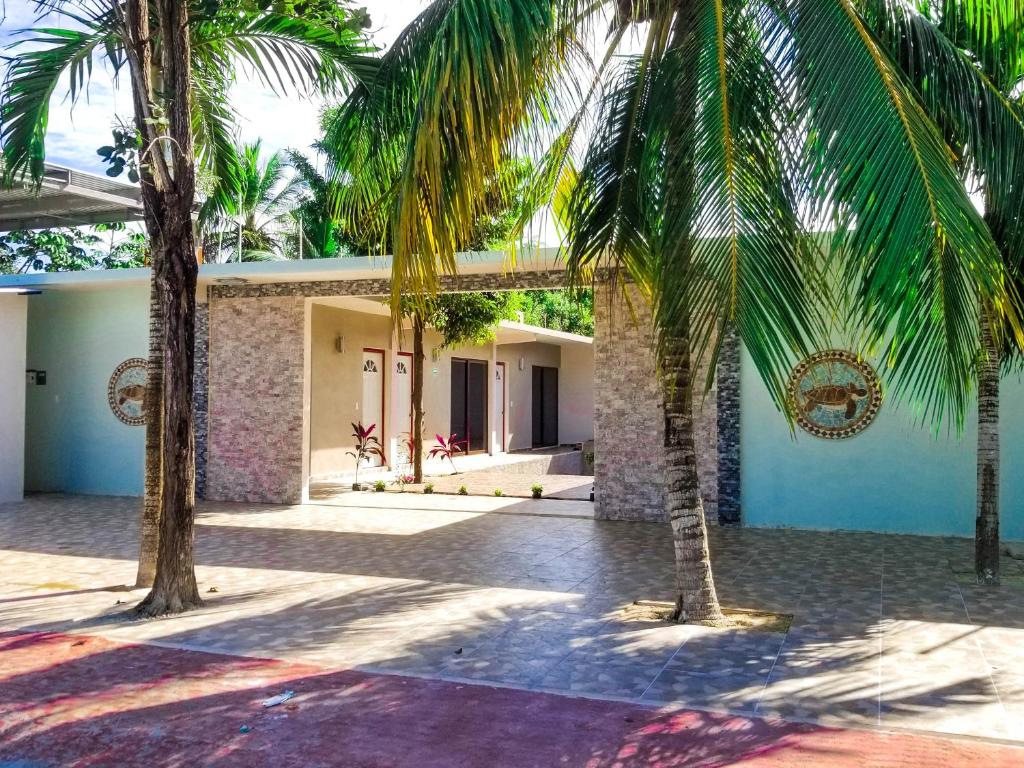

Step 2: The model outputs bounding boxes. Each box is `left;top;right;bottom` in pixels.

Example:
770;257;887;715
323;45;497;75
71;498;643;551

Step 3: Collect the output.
494;362;506;452
393;353;413;465
361;349;385;467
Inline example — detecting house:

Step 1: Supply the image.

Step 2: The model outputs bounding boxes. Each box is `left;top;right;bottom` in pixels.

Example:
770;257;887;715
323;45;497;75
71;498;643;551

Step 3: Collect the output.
1;247;1022;540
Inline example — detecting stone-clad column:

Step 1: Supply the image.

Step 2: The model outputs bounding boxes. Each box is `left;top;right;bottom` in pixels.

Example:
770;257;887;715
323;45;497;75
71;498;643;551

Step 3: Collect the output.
193;297;210;499
716;327;741;525
592;281;719;522
205;294;306;503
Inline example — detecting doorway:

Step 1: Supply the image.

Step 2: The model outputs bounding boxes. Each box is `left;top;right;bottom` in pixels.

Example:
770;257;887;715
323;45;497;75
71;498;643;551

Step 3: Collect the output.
361;348;385;467
393;351;413;464
451;358;488;453
532;365;558;448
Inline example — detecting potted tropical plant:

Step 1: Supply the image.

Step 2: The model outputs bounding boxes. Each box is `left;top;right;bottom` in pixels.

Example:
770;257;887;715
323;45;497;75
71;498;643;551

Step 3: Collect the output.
346;422;385;491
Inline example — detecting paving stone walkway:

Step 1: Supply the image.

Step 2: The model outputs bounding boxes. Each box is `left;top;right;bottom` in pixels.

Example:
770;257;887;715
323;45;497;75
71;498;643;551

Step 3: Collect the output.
3;630;1021;768
1;493;1022;744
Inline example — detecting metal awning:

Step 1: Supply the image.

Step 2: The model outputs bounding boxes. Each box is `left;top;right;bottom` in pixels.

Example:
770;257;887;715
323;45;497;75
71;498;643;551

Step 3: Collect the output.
0;163;143;232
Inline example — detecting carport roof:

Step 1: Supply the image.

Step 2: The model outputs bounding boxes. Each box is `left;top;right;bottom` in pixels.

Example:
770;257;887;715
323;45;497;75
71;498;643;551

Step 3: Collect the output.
0;163;143;232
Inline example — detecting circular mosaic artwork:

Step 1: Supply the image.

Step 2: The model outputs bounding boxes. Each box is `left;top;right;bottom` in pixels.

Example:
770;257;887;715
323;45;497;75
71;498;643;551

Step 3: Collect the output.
108;358;148;426
788;350;882;439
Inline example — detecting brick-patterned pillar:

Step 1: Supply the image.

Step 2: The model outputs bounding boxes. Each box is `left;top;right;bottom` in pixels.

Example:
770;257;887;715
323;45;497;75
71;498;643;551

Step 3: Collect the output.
593;282;718;522
716;327;741;525
206;295;306;503
193;296;210;499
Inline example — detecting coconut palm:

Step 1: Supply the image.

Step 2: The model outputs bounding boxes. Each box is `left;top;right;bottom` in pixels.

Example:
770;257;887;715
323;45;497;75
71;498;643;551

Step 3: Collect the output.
328;0;1022;622
864;2;1024;584
202;141;299;262
1;0;370;613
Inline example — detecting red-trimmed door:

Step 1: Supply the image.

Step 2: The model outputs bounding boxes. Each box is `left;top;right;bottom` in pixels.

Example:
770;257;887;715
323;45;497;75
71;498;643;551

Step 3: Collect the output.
361;349;385;467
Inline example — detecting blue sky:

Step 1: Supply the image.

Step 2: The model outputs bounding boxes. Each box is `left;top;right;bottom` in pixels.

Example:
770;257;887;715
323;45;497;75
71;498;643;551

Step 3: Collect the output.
0;1;426;174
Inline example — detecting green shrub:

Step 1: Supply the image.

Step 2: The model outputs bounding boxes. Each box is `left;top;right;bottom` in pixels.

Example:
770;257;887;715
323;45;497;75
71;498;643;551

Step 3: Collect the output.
458;485;468;496
493;489;504;497
373;480;386;492
424;483;434;494
531;484;543;499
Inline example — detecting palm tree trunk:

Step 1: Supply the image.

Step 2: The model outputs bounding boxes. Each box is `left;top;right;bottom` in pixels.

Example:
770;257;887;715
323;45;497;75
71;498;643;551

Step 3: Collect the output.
135;277;163;588
128;0;202;615
412;313;425;484
663;332;725;624
976;309;1000;585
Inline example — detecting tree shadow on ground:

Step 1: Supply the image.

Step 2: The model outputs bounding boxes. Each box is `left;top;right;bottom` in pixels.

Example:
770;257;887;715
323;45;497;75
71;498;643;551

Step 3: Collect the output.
4;630;1017;768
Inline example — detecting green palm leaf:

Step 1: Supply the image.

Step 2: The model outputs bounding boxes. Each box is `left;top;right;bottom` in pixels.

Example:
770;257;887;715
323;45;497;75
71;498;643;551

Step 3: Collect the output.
1;22;116;183
791;0;1017;424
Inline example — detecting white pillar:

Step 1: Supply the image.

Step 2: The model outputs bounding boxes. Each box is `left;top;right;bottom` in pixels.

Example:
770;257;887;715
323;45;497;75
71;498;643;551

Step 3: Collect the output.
0;295;28;502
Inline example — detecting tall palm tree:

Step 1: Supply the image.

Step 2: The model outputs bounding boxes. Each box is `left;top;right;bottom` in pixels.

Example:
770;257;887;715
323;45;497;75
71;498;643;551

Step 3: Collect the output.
1;0;370;613
328;0;1021;622
865;2;1024;584
202;141;299;262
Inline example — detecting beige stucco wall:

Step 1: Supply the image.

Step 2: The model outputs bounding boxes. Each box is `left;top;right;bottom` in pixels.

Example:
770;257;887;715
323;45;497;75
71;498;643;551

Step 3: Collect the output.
496;342;561;451
309;304;393;478
558;342;595;445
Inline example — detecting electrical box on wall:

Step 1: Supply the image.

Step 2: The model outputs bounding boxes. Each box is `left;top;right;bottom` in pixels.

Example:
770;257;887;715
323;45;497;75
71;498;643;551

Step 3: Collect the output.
36;371;46;385
25;370;46;386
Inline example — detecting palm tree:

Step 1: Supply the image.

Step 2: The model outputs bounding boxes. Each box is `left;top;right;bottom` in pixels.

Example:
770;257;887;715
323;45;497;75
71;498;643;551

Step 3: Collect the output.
202;141;299;262
1;0;370;613
865;2;1024;585
328;0;1021;623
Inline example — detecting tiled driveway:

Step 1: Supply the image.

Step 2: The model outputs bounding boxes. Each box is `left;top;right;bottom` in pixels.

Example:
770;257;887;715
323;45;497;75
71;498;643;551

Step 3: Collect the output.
1;493;1021;743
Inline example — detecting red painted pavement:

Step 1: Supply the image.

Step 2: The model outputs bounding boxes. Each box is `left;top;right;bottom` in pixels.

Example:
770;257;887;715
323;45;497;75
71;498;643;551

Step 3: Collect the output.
0;631;1020;767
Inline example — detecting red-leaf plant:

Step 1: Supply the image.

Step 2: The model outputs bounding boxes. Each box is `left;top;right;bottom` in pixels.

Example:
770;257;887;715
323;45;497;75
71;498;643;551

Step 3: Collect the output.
346;422;385;490
428;433;465;474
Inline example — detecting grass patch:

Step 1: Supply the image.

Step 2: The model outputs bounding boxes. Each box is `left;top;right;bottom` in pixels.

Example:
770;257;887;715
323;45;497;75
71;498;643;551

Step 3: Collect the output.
622;600;793;633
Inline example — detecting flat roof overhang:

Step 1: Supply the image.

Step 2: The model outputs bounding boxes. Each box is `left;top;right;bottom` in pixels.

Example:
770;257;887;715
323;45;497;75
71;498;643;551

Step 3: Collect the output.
0;163;143;232
0;246;571;293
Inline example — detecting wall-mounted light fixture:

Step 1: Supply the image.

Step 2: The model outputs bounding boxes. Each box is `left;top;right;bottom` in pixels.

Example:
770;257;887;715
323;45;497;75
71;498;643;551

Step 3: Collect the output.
518;356;525;371
334;334;346;354
431;347;441;362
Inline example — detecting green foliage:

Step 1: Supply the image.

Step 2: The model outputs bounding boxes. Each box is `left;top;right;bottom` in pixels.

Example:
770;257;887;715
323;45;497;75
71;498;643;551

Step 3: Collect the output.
458;485;468;496
373;480;386;492
332;0;1024;429
507;290;594;336
493;489;504;497
201;141;298;261
423;483;434;494
1;1;372;187
531;484;543;499
0;224;146;274
96;122;143;183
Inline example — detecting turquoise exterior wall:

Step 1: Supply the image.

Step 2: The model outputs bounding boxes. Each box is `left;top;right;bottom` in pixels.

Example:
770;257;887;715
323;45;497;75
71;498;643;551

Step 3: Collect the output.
25;287;148;496
741;348;1024;540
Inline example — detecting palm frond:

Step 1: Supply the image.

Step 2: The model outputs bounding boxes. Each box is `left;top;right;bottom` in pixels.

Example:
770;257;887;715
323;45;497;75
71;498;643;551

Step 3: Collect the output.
1;21;116;183
193;13;372;100
675;0;820;408
791;0;1017;425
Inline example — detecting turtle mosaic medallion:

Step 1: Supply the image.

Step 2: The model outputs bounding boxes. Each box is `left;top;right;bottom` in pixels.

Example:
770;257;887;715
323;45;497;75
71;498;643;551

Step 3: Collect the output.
787;350;881;439
107;358;147;426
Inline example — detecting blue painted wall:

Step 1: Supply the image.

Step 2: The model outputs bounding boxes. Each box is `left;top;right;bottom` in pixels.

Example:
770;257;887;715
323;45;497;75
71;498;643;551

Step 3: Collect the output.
741;348;1024;539
24;287;148;496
